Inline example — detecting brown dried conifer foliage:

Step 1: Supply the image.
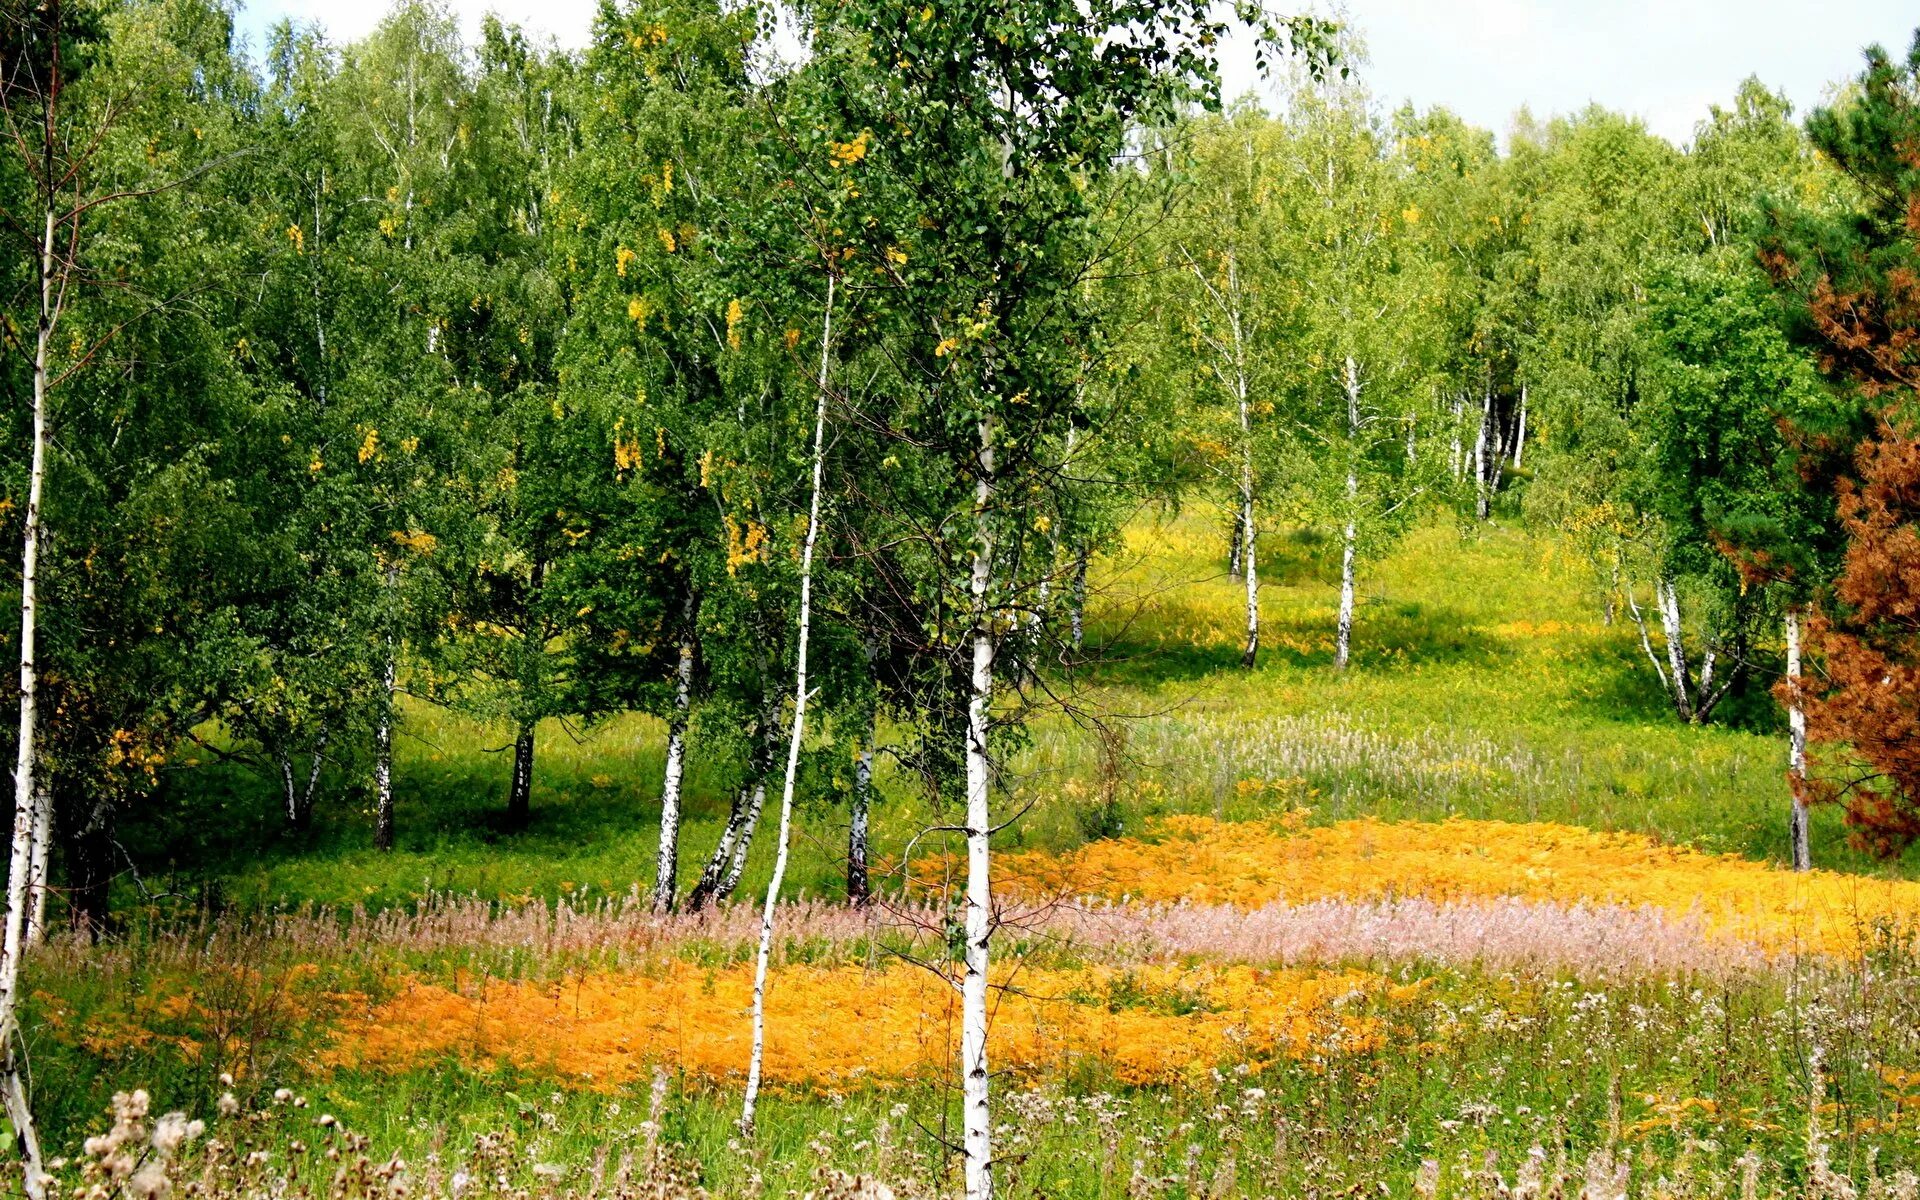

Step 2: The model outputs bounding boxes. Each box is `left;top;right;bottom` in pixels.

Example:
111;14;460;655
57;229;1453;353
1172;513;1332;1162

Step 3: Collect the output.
1792;423;1920;856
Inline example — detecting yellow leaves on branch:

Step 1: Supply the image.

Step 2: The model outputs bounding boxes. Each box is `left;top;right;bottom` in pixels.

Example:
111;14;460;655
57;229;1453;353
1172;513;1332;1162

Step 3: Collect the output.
329;960;1401;1091
829;131;871;168
980;815;1920;956
725;514;770;575
357;427;381;464
627;296;654;330
613;418;643;473
390;529;437;556
615;246;636;278
726;299;745;350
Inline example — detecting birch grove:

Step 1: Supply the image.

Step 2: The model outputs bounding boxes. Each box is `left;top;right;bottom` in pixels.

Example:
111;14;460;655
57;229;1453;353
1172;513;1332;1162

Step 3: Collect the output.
3;0;1896;1184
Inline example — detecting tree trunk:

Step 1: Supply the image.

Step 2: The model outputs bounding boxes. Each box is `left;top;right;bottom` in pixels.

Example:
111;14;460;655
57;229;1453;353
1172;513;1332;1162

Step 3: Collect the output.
849;730;873;906
1336;358;1361;671
685;783;752;913
1069;546;1088;653
742;275;835;1134
1;206;56;1200
962;412;996;1200
373;643;396;852
1240;491;1258;669
279;725;329;831
1337;513;1357;671
685;713;777;912
506;722;534;828
1237;348;1257;670
1511;386;1528;471
653;625;695;912
25;785;50;946
718;776;767;900
1473;388;1491;520
1787;609;1810;871
1658;580;1696;724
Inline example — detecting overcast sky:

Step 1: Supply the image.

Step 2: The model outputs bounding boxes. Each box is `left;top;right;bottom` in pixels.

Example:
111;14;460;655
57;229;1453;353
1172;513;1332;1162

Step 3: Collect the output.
231;0;1916;147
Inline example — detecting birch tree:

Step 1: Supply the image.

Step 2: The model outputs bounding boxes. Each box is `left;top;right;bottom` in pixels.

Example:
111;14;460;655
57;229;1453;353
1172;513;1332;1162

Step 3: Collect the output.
1163;107;1295;669
802;2;1336;1191
1274;73;1439;669
0;0;256;1179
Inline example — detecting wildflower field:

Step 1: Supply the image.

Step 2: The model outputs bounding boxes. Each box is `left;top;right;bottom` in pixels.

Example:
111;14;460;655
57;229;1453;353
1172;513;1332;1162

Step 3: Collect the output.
24;515;1920;1199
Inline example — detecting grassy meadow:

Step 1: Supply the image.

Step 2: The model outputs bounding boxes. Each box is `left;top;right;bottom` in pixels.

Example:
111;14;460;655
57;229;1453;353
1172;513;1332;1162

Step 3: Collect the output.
144;506;1875;917
25;508;1920;1200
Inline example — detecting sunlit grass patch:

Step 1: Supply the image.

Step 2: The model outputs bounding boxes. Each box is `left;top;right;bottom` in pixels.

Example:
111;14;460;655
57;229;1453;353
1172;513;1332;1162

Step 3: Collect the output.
978;813;1920;955
327;959;1403;1090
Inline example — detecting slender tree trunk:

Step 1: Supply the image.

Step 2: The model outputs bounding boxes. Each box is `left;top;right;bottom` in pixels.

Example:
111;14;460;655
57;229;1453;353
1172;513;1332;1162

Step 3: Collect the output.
279;725;328;831
1473;388;1491;520
962;412;996;1200
1336;358;1362;671
653;621;695;912
1226;515;1242;578
1236;325;1257;670
1337;511;1357;671
718;776;767;900
25;785;50;946
685;706;778;913
1511;386;1528;471
848;724;873;906
1658;580;1696;724
1240;492;1259;669
742;275;835;1134
506;722;534;827
1069;547;1088;654
685;781;753;913
373;640;397;852
1787;608;1810;871
1;205;56;1200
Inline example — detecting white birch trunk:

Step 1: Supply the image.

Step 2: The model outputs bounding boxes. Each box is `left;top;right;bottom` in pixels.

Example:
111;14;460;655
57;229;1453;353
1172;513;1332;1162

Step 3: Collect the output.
1236;318;1257;670
1659;580;1695;723
653;626;694;912
1787;609;1810;871
373;636;396;852
1336;358;1361;671
1473;388;1491;520
962;412;996;1200
1512;386;1528;471
849;734;872;904
25;785;50;946
1;205;57;1200
742;276;835;1134
719;777;766;900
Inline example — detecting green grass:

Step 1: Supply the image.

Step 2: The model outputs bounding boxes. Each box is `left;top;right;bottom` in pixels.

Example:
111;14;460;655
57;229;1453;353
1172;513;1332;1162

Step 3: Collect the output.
125;507;1897;927
27;509;1920;1197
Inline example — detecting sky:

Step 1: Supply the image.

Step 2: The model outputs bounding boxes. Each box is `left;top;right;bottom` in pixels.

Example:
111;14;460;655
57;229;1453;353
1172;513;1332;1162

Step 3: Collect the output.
231;0;1917;147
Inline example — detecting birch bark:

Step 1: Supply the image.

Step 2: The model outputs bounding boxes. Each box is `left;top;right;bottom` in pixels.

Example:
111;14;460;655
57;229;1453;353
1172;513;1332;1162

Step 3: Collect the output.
653;620;695;911
742;275;834;1133
962;412;996;1200
1787;609;1810;871
0;203;57;1200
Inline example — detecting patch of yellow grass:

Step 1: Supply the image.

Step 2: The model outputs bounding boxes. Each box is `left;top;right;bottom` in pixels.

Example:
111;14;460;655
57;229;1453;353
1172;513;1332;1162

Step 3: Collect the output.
329;960;1401;1089
984;815;1920;955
